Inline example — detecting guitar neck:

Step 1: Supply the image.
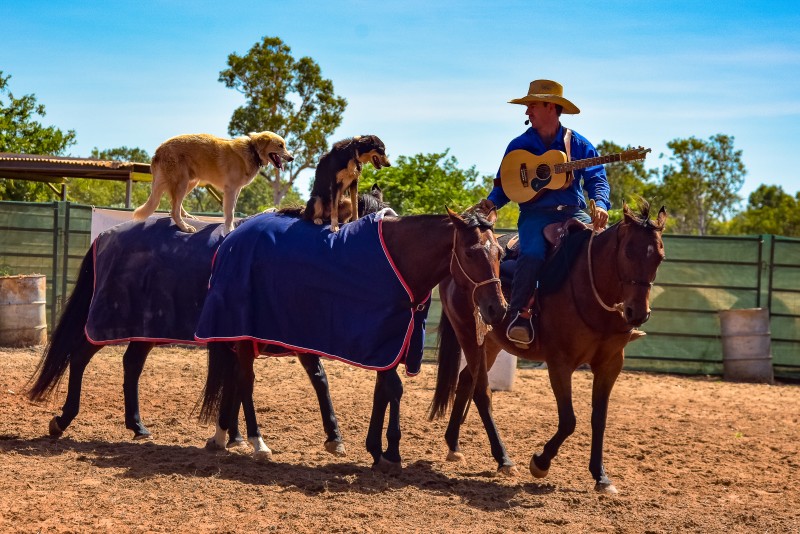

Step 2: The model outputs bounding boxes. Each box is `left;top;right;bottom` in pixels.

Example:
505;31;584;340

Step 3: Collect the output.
555;153;626;174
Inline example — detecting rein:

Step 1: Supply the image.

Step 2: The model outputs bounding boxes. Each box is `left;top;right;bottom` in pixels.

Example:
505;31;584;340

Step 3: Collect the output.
587;224;655;316
450;229;502;345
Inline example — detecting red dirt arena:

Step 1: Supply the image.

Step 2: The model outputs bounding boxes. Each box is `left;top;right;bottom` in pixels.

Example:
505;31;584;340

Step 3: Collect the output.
1;345;798;533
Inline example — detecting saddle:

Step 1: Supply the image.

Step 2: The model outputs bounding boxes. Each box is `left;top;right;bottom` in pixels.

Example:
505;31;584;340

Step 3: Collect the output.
498;218;592;298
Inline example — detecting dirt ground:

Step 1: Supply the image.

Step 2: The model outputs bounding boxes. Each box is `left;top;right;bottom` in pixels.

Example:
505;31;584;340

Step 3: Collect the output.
0;345;798;533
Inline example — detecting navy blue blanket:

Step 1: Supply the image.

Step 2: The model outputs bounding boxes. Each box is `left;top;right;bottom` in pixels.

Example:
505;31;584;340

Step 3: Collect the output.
195;212;429;375
86;217;226;344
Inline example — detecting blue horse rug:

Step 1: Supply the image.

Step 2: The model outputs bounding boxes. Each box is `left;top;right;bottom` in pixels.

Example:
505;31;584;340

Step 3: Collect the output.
85;217;227;345
195;212;429;375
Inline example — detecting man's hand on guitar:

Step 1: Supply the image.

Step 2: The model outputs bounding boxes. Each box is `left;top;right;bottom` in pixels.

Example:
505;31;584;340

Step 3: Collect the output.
592;207;608;232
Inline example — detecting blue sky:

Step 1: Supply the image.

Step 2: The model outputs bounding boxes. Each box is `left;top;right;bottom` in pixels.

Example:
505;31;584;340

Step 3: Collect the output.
3;1;799;205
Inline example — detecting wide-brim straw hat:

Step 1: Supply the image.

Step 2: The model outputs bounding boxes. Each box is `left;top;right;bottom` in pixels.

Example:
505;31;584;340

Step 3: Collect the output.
508;79;580;114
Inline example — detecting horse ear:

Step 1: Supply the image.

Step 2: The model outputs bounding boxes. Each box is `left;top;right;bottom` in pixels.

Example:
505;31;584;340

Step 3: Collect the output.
446;206;467;227
622;201;635;223
656;205;667;229
371;183;381;194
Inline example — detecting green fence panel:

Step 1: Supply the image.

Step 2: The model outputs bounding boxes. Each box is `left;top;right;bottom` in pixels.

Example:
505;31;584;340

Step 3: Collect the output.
0;201;92;330
1;200;798;380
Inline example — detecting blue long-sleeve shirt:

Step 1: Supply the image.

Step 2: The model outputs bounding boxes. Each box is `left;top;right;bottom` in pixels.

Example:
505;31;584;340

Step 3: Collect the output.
487;124;611;212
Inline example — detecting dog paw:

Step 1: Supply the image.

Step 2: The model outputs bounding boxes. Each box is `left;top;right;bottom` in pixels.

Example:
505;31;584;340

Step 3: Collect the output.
331;225;340;233
313;218;323;225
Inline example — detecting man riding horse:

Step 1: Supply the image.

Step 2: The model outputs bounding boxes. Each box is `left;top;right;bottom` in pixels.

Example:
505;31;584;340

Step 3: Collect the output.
477;79;610;346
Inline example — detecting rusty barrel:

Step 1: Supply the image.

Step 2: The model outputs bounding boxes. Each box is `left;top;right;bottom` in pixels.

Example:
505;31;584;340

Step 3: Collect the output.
719;308;774;384
0;275;48;347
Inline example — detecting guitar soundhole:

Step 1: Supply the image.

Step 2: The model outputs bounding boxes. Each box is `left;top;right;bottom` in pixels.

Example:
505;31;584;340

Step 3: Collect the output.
535;164;551;181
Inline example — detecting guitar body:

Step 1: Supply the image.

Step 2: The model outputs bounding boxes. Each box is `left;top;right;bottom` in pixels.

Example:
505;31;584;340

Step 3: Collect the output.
499;145;651;204
499;149;571;204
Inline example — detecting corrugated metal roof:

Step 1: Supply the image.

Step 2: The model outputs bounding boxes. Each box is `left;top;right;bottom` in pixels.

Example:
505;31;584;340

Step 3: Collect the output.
0;152;151;182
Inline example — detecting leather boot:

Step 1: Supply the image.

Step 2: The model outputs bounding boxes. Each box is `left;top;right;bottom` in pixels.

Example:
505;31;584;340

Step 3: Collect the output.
506;256;544;345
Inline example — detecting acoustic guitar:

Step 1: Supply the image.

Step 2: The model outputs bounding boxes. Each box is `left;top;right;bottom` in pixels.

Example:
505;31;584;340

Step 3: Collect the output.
499;146;651;203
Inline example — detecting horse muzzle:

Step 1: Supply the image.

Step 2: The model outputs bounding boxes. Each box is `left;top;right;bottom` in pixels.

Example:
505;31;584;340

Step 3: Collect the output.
624;307;651;327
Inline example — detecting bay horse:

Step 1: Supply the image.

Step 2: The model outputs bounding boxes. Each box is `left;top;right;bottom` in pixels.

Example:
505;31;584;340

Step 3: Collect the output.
430;201;666;492
199;208;506;473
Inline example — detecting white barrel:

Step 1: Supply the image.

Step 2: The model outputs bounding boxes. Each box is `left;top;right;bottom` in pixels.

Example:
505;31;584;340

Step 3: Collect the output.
0;275;48;347
460;350;517;391
719;308;773;384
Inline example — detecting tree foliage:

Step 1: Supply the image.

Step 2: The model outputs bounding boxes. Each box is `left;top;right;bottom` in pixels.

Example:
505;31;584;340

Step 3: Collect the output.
63;146;154;208
0;71;77;201
357;150;521;225
724;185;800;237
219;36;347;206
656;134;745;235
596;140;658;209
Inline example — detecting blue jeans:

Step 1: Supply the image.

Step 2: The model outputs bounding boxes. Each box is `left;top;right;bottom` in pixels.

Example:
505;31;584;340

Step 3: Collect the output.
517;206;592;260
508;206;591;313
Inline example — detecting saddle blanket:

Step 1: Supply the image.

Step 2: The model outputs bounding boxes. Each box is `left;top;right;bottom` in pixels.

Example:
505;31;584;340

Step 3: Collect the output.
85;217;227;344
195;212;429;375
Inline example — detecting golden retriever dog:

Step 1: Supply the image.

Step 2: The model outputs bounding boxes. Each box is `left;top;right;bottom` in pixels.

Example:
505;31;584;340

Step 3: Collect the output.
133;132;293;234
303;135;390;232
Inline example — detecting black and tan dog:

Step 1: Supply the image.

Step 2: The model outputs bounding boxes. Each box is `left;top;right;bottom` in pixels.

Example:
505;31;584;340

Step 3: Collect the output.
304;135;391;232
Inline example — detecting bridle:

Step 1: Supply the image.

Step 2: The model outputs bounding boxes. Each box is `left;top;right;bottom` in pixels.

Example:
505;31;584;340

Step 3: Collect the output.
587;223;655;315
450;229;502;305
450;228;502;345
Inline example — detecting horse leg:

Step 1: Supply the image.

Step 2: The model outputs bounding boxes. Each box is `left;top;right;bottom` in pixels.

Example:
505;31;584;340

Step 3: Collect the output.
50;339;102;437
216;343;245;448
368;368;403;474
588;352;624;494
297;353;345;456
443;367;474;462
122;341;155;439
471;368;517;476
530;364;576;479
234;341;272;460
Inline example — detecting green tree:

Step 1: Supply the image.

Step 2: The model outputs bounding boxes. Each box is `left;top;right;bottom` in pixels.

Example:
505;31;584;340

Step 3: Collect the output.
656;134;745;235
0;71;77;201
725;185;800;237
219;36;347;206
358;150;520;224
596;140;658;209
62;146;154;208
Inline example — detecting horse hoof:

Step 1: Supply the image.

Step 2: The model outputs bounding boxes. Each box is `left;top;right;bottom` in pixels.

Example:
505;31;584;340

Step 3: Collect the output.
372;456;402;475
324;440;347;457
529;454;549;478
48;417;63;438
253;449;273;462
227;436;246;449
595;482;618;494
446;450;466;462
133;432;153;441
497;465;520;477
205;437;225;451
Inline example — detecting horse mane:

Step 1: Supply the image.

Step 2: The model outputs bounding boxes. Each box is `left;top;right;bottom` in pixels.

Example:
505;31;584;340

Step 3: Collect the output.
460;210;495;231
625;197;665;231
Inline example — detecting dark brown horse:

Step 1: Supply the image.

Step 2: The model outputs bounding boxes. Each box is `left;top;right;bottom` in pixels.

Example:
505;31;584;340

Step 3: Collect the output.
25;188;393;449
430;201;666;492
200;209;506;472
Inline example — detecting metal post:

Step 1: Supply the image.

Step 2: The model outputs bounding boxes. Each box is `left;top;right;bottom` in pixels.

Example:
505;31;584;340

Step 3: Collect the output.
125;178;132;208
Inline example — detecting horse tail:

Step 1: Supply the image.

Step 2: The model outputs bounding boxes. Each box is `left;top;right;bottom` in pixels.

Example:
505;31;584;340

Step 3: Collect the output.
26;248;95;401
198;342;236;424
428;310;462;421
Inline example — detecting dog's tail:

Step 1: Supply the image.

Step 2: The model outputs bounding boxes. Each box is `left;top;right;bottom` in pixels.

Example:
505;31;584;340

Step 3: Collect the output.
133;162;166;221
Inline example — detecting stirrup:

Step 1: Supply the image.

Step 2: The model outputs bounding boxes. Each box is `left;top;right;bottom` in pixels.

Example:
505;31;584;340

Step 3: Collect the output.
506;311;534;345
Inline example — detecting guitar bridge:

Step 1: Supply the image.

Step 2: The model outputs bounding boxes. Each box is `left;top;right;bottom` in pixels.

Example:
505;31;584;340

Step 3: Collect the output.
520;163;529;188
